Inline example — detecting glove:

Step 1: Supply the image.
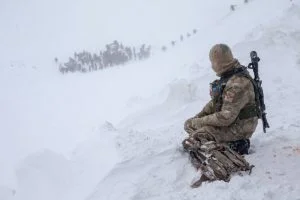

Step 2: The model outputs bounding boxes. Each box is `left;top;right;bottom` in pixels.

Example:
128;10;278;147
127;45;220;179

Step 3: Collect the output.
191;118;204;130
184;118;196;134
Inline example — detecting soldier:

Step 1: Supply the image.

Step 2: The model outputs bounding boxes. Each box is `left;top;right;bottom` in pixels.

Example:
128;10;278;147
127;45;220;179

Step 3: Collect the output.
182;44;259;187
230;5;236;11
161;46;167;52
193;29;198;34
133;47;137;60
180;35;184;41
125;47;133;60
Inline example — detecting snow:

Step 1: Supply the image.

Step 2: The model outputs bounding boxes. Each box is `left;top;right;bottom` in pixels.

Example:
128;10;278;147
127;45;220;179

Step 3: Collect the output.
1;0;300;200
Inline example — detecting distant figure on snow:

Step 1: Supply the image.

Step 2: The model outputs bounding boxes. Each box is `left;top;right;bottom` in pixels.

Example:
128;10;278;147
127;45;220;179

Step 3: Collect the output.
230;5;236;11
180;35;184;41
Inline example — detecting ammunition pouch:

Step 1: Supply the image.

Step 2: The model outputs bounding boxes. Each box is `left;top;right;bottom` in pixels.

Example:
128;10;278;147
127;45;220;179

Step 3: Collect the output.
188;142;254;184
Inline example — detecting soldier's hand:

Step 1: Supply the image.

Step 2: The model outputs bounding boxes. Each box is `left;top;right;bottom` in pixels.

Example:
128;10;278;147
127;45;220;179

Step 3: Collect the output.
182;137;196;151
191;118;204;130
184;118;196;134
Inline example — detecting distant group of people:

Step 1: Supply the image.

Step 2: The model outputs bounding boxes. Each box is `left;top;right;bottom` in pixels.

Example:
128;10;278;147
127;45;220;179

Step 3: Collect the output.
56;40;151;74
54;0;257;75
161;28;198;52
57;28;200;74
230;0;250;11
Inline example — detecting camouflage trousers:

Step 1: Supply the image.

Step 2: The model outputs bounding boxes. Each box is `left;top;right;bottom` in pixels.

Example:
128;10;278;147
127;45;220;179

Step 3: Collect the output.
182;125;253;187
185;124;251;144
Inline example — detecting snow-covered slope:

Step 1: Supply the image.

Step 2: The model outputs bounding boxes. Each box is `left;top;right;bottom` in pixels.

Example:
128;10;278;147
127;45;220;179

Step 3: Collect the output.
87;2;300;200
1;0;300;200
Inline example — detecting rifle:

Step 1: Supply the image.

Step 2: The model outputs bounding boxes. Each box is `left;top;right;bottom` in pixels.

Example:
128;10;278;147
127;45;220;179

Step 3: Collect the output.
247;51;270;133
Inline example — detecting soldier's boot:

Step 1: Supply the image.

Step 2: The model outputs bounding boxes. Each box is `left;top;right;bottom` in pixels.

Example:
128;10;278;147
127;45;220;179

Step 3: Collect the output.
228;139;250;155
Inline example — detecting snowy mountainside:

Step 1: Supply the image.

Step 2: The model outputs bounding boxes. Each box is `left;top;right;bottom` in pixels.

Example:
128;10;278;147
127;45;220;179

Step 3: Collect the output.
0;0;236;199
1;0;300;200
88;2;300;200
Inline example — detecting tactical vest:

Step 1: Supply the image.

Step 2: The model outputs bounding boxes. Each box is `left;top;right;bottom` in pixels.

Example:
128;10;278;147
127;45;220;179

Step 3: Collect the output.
211;66;260;120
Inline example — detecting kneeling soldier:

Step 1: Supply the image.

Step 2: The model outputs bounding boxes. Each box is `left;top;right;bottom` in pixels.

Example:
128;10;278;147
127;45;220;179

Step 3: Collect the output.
183;44;258;187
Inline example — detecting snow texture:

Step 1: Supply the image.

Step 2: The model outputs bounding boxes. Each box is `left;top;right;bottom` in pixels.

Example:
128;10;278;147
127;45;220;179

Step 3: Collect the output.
1;0;300;200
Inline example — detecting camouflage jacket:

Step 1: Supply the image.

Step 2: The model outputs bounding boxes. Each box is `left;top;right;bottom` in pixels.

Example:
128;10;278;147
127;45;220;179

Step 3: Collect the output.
193;71;258;138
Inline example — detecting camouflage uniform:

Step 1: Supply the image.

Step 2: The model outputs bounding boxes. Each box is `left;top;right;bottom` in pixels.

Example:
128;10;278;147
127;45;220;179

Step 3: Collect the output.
183;44;258;187
184;44;258;145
